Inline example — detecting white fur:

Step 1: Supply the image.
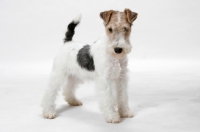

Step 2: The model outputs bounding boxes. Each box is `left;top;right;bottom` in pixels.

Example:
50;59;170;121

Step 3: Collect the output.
73;14;82;24
116;12;121;25
41;17;133;123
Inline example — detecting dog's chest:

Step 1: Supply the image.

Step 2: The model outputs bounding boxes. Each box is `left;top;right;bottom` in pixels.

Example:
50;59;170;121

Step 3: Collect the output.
107;58;122;78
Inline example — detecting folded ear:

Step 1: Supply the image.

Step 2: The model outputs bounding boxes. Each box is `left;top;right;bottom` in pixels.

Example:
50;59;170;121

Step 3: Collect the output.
124;8;138;24
100;10;114;25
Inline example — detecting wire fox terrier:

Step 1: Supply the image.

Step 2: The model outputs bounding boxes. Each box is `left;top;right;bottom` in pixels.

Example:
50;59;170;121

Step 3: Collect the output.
41;8;138;123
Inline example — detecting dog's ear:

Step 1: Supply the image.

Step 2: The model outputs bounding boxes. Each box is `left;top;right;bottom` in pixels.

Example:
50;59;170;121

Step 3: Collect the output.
124;8;138;24
100;10;114;25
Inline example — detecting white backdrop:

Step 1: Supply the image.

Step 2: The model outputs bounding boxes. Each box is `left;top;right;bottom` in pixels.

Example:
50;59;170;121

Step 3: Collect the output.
0;0;200;132
1;0;200;64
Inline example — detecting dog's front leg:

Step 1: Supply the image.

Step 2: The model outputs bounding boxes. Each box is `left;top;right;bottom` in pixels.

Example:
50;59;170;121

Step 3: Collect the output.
117;69;134;118
96;77;120;123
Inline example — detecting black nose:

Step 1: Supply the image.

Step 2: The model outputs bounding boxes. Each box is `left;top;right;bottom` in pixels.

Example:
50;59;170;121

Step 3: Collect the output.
114;47;123;54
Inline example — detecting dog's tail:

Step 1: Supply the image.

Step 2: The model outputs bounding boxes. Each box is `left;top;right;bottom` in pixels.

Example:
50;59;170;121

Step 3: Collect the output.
64;14;81;43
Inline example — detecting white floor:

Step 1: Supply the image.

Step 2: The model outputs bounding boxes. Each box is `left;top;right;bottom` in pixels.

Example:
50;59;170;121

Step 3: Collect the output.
0;60;200;132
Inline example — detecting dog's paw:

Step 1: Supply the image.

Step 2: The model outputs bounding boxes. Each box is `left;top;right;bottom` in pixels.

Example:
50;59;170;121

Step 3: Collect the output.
119;110;134;118
65;98;83;106
68;100;83;106
105;113;120;123
43;111;56;119
106;117;120;123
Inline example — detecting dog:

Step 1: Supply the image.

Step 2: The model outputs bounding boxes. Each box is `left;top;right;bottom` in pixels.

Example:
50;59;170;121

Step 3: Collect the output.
41;8;138;123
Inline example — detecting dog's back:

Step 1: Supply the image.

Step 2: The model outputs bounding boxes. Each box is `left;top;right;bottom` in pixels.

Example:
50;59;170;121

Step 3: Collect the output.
52;14;96;80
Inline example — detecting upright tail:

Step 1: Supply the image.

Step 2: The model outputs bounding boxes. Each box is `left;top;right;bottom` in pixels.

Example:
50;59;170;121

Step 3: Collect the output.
64;14;81;43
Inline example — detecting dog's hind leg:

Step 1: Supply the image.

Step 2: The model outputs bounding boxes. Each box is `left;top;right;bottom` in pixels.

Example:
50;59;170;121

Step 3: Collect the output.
63;75;83;106
41;71;65;119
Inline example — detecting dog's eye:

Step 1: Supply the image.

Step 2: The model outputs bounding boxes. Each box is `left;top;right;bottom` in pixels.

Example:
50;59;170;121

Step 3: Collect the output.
108;28;113;33
124;27;128;32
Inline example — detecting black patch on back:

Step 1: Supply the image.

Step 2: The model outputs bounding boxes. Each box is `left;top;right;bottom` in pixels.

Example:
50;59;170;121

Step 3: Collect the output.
77;45;95;71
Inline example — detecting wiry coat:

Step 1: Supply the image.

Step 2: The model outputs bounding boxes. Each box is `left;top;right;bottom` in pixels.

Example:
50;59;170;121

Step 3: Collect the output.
41;9;138;123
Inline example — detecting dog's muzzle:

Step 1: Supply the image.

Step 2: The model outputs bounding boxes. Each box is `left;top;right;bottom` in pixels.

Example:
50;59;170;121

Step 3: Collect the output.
114;47;123;54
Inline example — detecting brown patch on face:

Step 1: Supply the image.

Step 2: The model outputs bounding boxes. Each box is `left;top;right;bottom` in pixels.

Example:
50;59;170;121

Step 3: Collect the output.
105;11;132;43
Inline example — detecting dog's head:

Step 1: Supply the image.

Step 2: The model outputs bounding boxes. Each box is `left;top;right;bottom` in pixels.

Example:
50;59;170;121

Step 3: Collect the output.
100;9;138;59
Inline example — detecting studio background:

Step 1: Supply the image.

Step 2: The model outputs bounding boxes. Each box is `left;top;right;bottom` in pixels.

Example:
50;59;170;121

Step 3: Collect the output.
0;0;200;132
